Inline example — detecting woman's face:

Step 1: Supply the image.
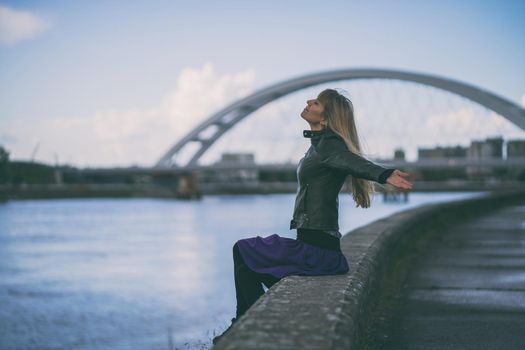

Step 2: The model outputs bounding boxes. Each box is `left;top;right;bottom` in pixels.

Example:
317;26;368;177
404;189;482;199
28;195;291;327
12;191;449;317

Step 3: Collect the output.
300;97;326;129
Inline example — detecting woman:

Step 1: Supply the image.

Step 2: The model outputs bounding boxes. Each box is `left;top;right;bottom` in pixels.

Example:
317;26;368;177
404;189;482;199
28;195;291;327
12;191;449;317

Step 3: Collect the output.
213;88;412;345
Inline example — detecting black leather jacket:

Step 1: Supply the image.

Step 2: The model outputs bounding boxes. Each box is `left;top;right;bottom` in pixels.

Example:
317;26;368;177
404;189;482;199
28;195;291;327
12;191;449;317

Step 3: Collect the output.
290;128;394;232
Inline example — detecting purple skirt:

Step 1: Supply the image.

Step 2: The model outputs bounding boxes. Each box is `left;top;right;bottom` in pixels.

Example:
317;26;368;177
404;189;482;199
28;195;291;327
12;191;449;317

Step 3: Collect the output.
235;233;350;279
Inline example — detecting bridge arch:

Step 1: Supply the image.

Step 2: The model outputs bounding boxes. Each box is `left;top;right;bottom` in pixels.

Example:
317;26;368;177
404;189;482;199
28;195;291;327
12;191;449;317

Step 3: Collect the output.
156;68;525;168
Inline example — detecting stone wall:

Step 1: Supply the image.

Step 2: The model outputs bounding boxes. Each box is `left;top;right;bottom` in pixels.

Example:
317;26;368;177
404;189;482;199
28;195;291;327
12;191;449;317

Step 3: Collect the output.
213;188;525;349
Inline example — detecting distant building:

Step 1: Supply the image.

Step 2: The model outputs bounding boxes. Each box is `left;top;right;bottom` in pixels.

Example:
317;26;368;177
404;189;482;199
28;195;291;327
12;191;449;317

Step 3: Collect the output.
467;136;504;179
507;139;525;158
468;137;503;159
218;153;255;165
418;145;467;159
415;145;468;182
394;148;405;161
212;152;258;183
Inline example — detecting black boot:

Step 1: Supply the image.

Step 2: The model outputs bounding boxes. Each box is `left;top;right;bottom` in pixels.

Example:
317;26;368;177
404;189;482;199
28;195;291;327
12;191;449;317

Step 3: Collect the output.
212;317;237;345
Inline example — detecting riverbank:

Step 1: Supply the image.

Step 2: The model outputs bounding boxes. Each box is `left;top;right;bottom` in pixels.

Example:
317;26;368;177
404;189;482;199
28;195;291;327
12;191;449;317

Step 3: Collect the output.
1;181;524;201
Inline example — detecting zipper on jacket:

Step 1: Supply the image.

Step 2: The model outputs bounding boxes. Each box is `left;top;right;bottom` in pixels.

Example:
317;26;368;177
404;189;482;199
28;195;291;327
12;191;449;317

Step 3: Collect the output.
304;183;309;223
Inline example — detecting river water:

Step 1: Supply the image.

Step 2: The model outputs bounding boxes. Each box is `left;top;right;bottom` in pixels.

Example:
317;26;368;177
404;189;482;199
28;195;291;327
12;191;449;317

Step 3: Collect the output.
0;192;485;349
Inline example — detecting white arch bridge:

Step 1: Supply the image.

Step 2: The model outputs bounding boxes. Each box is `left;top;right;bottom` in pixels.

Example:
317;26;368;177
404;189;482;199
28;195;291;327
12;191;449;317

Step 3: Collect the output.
155;67;525;169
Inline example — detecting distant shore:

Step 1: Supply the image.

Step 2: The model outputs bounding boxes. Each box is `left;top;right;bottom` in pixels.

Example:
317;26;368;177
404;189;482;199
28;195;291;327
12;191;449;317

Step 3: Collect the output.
1;181;524;201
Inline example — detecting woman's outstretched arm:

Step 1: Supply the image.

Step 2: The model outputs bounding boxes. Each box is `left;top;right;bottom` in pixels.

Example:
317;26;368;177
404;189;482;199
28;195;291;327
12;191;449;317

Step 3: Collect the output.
318;136;413;189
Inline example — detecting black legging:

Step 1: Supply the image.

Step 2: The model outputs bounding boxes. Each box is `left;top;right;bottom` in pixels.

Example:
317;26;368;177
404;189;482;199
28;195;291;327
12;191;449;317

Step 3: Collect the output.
233;242;281;318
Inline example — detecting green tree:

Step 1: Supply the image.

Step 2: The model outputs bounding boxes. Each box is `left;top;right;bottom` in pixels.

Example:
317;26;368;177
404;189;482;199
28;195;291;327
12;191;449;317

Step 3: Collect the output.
0;145;10;184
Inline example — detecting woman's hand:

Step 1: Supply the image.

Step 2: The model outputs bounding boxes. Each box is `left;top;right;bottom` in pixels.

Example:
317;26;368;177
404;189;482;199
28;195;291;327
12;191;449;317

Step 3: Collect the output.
386;169;413;190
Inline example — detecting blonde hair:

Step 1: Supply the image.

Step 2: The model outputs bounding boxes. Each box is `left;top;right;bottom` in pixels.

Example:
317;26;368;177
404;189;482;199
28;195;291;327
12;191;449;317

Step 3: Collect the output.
317;88;382;208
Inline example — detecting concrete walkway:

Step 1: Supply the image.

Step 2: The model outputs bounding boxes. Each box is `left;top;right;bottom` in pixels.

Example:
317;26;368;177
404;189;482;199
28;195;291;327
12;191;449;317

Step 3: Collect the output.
383;202;525;349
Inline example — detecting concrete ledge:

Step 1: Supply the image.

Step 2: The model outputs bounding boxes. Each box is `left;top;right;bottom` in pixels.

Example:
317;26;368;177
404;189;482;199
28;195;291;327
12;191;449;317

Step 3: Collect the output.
213;188;525;349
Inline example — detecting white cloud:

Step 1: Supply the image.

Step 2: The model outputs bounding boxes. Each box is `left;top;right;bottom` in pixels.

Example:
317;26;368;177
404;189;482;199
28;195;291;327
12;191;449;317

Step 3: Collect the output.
424;108;524;143
158;63;255;137
521;94;525;108
424;107;478;141
0;5;51;44
0;63;256;167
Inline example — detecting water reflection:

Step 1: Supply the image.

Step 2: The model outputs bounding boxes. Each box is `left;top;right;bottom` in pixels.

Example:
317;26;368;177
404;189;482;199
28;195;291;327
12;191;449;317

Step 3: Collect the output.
0;192;485;349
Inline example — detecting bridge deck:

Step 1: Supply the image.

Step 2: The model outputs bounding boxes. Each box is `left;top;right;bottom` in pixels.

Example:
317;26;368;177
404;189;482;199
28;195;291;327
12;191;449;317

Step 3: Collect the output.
379;202;525;349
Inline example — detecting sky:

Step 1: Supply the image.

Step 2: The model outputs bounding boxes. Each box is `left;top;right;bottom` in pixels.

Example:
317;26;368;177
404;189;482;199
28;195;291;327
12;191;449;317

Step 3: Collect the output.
0;0;524;167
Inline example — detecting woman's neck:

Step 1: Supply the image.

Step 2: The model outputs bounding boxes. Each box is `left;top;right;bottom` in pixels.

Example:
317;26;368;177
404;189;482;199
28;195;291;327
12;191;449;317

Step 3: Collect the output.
309;124;325;131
